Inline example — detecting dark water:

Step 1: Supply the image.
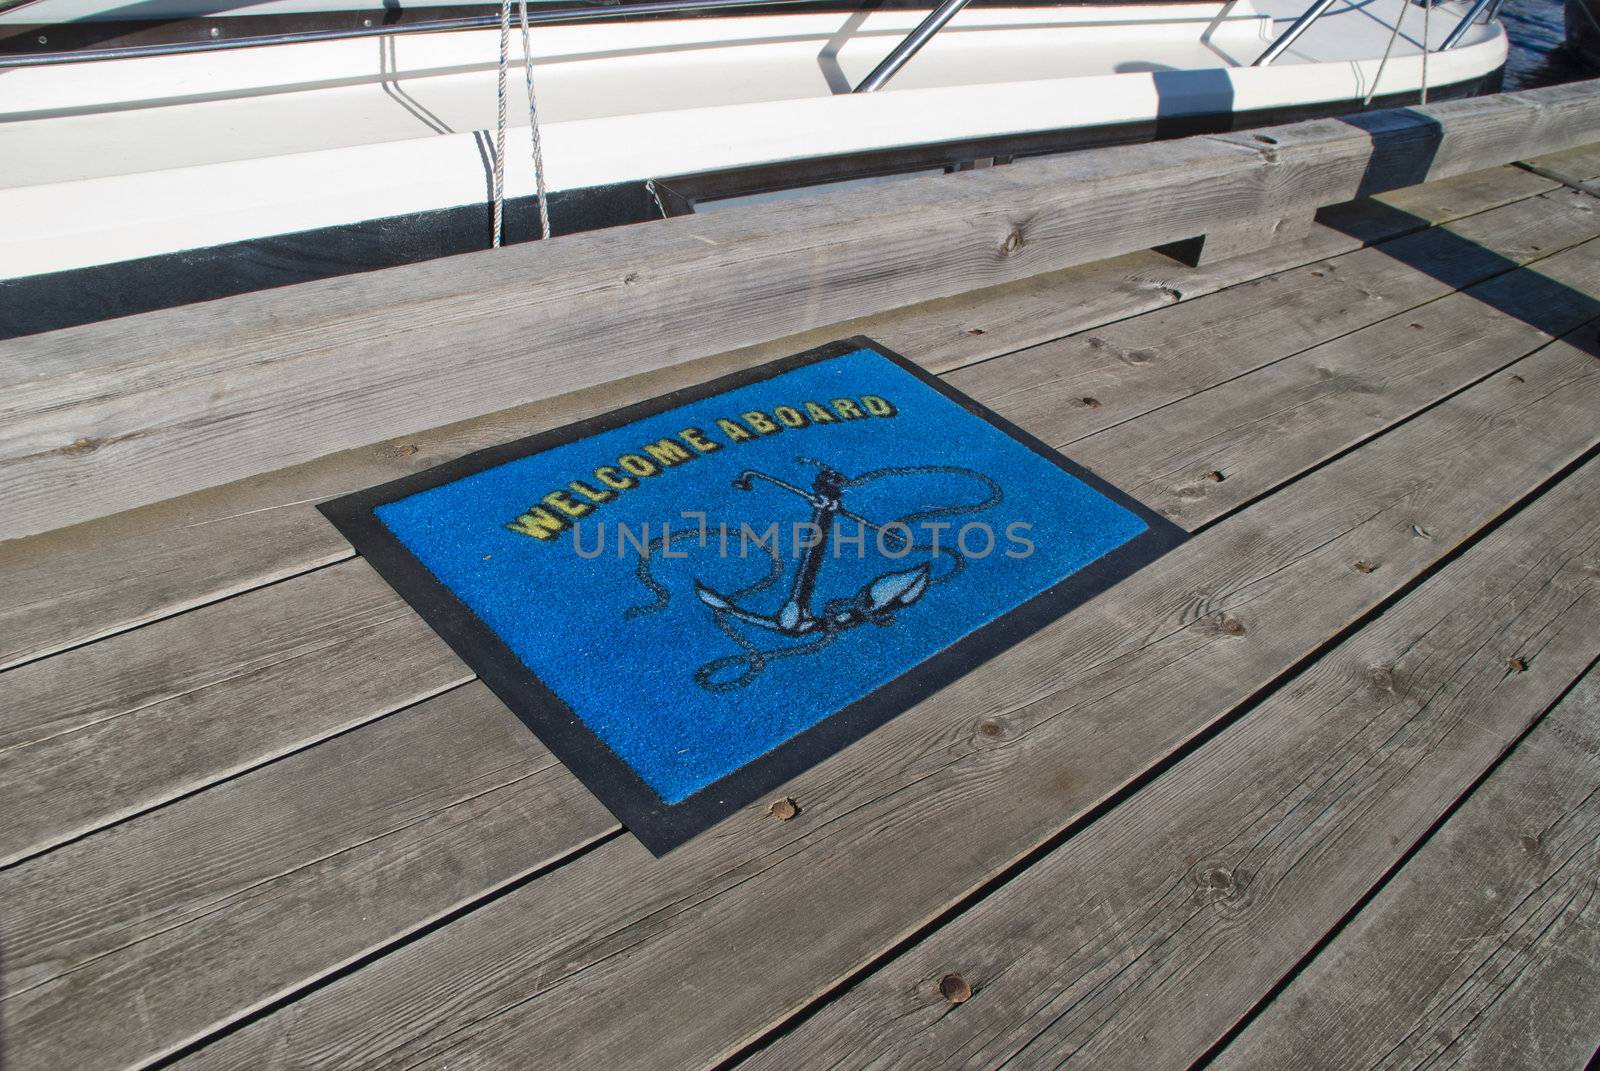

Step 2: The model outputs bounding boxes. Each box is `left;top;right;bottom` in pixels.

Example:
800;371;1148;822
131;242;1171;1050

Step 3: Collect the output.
1503;0;1594;88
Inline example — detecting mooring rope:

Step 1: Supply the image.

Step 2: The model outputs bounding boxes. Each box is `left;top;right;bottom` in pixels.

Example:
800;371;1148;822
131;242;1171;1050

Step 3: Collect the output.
517;0;552;242
1421;0;1431;104
492;0;511;247
491;0;552;247
1364;0;1410;106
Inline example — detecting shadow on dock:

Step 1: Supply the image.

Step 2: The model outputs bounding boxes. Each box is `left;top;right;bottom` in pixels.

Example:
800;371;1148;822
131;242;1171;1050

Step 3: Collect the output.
1323;109;1600;355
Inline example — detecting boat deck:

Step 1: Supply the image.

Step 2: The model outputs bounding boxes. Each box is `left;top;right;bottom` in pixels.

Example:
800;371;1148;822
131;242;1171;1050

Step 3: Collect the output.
4;104;1600;1070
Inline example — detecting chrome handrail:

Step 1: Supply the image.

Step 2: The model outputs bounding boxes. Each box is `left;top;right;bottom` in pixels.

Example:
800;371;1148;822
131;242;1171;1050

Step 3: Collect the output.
0;0;1502;74
1255;0;1498;67
1441;0;1496;48
853;0;971;92
0;0;808;67
1251;0;1340;66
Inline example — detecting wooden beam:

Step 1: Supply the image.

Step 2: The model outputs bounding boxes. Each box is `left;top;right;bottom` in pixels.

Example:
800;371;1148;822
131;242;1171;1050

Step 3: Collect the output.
6;203;1594;872
1155;213;1316;267
0;168;1560;673
1;84;1598;541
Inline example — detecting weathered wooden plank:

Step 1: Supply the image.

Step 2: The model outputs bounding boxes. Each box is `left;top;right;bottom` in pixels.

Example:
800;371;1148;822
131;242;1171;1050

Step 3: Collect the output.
6;189;1587;874
1521;140;1600;192
0;169;1565;674
11;223;1599;1070
739;456;1600;1071
1156;213;1316;267
0;682;616;1071
1522;165;1600;198
1072;223;1600;523
955;188;1600;454
0;558;471;867
2;84;1597;541
175;308;1600;1070
1214;669;1600;1071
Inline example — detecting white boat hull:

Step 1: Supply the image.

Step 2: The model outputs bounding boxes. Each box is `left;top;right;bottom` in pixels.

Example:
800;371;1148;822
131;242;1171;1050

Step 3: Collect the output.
0;0;1508;300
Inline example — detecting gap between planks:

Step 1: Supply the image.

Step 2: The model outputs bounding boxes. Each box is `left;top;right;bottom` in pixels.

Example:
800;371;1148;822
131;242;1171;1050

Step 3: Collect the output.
1520;141;1600;195
1209;664;1600;1071
737;452;1600;1071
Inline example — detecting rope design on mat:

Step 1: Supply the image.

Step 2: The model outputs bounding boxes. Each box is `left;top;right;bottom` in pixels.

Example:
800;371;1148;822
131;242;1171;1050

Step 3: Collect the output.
622;463;1003;692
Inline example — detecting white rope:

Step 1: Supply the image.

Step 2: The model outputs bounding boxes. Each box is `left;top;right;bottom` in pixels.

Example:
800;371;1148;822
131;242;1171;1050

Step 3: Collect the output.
517;0;552;241
1421;0;1431;104
1577;0;1600;37
489;0;549;247
492;0;511;247
1364;0;1409;106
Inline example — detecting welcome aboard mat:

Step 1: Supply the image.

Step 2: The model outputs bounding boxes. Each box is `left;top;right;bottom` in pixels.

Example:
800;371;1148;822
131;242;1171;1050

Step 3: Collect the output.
320;338;1186;853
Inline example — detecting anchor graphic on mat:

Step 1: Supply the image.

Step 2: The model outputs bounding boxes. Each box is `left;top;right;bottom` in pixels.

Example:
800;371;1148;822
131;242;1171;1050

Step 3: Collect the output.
693;465;932;635
623;457;1001;691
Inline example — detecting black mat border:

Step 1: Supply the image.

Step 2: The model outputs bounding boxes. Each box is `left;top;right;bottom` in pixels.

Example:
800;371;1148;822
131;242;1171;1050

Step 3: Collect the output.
319;336;1188;854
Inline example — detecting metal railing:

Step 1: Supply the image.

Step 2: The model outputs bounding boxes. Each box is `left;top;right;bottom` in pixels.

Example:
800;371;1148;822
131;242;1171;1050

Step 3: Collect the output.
1253;0;1499;67
1440;0;1497;48
0;0;974;76
1;0;1500;80
0;0;809;67
853;0;971;91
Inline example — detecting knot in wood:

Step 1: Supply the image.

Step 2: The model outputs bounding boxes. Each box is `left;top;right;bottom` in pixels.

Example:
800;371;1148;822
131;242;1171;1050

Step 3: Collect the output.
1365;664;1397;692
999;226;1026;256
1213;614;1247;637
768;797;799;821
1195;864;1252;907
977;718;1008;739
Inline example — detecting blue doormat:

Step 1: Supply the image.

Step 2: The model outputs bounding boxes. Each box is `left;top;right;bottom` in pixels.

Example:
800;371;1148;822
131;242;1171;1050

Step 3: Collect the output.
321;338;1185;853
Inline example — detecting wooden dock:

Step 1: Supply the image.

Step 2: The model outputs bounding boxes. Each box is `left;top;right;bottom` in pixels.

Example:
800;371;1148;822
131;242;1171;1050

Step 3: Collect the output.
4;82;1600;1070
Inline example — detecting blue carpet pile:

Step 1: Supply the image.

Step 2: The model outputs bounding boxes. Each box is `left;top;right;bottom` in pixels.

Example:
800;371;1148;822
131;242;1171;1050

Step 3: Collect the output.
321;338;1185;852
